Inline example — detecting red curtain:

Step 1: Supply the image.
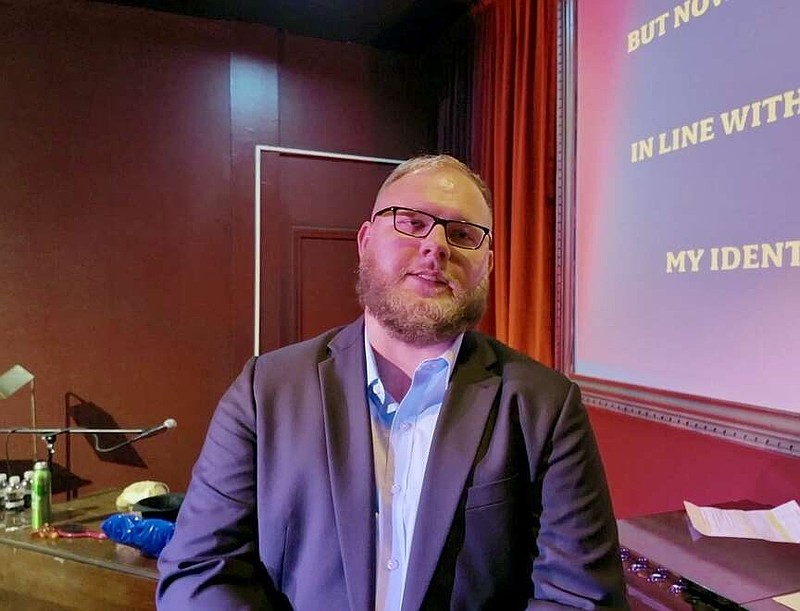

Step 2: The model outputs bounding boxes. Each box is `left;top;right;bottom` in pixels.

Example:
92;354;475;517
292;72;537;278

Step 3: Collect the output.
472;0;557;367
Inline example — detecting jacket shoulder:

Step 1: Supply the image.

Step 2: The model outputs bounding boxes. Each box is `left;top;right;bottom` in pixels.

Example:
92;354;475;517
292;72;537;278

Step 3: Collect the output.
251;318;362;380
469;331;575;400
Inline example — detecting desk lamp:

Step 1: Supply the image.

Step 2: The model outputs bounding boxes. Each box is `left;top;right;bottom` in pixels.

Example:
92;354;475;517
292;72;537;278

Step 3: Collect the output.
0;364;38;458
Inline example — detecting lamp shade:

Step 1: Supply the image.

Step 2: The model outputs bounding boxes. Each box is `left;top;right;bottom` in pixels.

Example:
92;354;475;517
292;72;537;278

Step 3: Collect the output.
0;365;34;399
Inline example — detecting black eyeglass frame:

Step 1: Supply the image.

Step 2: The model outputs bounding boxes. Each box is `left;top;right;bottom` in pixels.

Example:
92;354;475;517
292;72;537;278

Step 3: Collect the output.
371;206;492;250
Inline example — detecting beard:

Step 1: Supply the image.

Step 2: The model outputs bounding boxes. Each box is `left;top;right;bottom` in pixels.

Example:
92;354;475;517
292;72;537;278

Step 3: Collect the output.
356;250;489;346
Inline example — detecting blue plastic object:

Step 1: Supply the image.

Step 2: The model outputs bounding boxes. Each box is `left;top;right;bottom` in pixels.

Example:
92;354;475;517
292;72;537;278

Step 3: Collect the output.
101;513;175;557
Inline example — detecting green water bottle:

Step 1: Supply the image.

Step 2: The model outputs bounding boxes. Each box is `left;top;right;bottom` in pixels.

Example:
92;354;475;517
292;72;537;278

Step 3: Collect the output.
31;461;51;529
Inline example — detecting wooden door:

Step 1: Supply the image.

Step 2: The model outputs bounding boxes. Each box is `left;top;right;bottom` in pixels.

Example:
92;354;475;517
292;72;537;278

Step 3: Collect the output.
258;150;398;351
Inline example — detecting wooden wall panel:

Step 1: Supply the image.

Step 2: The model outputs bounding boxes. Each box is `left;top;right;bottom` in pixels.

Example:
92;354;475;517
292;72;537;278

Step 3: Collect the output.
278;33;435;158
0;0;436;495
0;1;235;495
229;22;280;370
293;229;361;342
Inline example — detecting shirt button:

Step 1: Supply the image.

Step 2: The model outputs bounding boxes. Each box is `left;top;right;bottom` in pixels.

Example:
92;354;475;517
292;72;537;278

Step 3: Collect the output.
390;484;401;494
400;421;412;431
386;559;399;571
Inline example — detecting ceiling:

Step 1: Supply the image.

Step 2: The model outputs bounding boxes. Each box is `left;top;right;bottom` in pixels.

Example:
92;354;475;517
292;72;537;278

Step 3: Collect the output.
91;0;473;52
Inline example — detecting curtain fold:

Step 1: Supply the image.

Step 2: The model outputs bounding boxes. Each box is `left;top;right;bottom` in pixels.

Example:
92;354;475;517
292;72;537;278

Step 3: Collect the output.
434;16;475;162
471;0;557;367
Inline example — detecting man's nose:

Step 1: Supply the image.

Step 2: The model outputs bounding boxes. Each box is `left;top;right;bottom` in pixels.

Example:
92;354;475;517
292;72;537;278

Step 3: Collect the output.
420;223;451;259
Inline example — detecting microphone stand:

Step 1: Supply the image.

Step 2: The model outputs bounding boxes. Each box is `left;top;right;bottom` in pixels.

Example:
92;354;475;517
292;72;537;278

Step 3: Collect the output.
0;426;170;473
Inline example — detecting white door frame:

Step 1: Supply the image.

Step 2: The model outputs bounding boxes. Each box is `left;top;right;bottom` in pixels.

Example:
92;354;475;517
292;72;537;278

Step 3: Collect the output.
253;145;404;355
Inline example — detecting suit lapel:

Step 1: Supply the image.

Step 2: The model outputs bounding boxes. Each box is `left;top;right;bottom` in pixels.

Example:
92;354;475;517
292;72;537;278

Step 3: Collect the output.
401;333;500;611
319;318;376;611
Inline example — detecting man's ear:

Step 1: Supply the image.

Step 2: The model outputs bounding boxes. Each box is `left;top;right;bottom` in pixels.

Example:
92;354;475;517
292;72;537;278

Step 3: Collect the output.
356;221;371;258
487;248;494;274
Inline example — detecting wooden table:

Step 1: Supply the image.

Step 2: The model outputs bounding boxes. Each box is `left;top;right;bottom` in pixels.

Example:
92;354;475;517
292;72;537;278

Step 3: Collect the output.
618;505;800;610
0;489;158;610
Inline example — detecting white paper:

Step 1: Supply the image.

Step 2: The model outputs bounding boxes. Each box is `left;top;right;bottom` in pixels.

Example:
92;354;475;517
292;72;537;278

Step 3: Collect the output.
684;500;800;544
774;591;800;611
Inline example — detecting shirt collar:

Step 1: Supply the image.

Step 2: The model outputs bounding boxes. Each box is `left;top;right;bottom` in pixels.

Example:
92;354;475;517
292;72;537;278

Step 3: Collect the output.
364;327;464;397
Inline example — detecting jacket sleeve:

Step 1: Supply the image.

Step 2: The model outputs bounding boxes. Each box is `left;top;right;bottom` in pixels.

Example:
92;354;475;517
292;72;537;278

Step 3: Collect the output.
525;383;629;610
156;358;290;611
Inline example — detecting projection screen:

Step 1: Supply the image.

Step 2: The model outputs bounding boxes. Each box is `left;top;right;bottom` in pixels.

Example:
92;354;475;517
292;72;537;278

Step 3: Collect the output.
556;0;800;456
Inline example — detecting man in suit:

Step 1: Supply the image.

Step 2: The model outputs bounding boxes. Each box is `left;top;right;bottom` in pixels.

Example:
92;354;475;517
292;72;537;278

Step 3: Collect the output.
156;154;627;610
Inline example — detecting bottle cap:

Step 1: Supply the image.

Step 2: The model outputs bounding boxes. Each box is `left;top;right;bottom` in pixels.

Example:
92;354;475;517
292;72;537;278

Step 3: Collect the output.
8;475;20;485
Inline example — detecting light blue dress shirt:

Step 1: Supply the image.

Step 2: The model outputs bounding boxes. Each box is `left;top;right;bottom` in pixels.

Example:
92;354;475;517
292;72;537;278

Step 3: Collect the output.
364;330;463;611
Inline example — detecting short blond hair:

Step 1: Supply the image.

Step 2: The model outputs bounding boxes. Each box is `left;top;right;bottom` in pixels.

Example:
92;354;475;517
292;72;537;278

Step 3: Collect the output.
378;154;493;211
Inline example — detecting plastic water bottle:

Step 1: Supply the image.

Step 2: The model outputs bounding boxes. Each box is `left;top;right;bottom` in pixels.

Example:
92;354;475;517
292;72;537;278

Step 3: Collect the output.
22;470;33;509
0;473;7;529
4;476;25;531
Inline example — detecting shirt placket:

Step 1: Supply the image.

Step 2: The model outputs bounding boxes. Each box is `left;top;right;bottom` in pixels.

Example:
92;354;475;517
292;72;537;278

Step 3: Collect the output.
369;349;453;611
388;363;446;608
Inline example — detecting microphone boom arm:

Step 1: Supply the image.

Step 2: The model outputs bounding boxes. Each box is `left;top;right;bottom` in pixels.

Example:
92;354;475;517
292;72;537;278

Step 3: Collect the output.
0;419;177;469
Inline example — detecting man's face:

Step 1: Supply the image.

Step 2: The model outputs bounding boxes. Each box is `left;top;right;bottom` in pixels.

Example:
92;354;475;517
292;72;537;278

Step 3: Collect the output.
356;167;494;345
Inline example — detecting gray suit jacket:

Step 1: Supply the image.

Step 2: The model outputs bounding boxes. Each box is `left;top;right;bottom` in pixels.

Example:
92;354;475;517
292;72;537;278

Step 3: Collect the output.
157;318;627;610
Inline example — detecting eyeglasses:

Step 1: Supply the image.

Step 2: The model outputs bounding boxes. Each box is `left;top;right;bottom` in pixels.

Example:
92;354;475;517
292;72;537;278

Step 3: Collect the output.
371;206;492;250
